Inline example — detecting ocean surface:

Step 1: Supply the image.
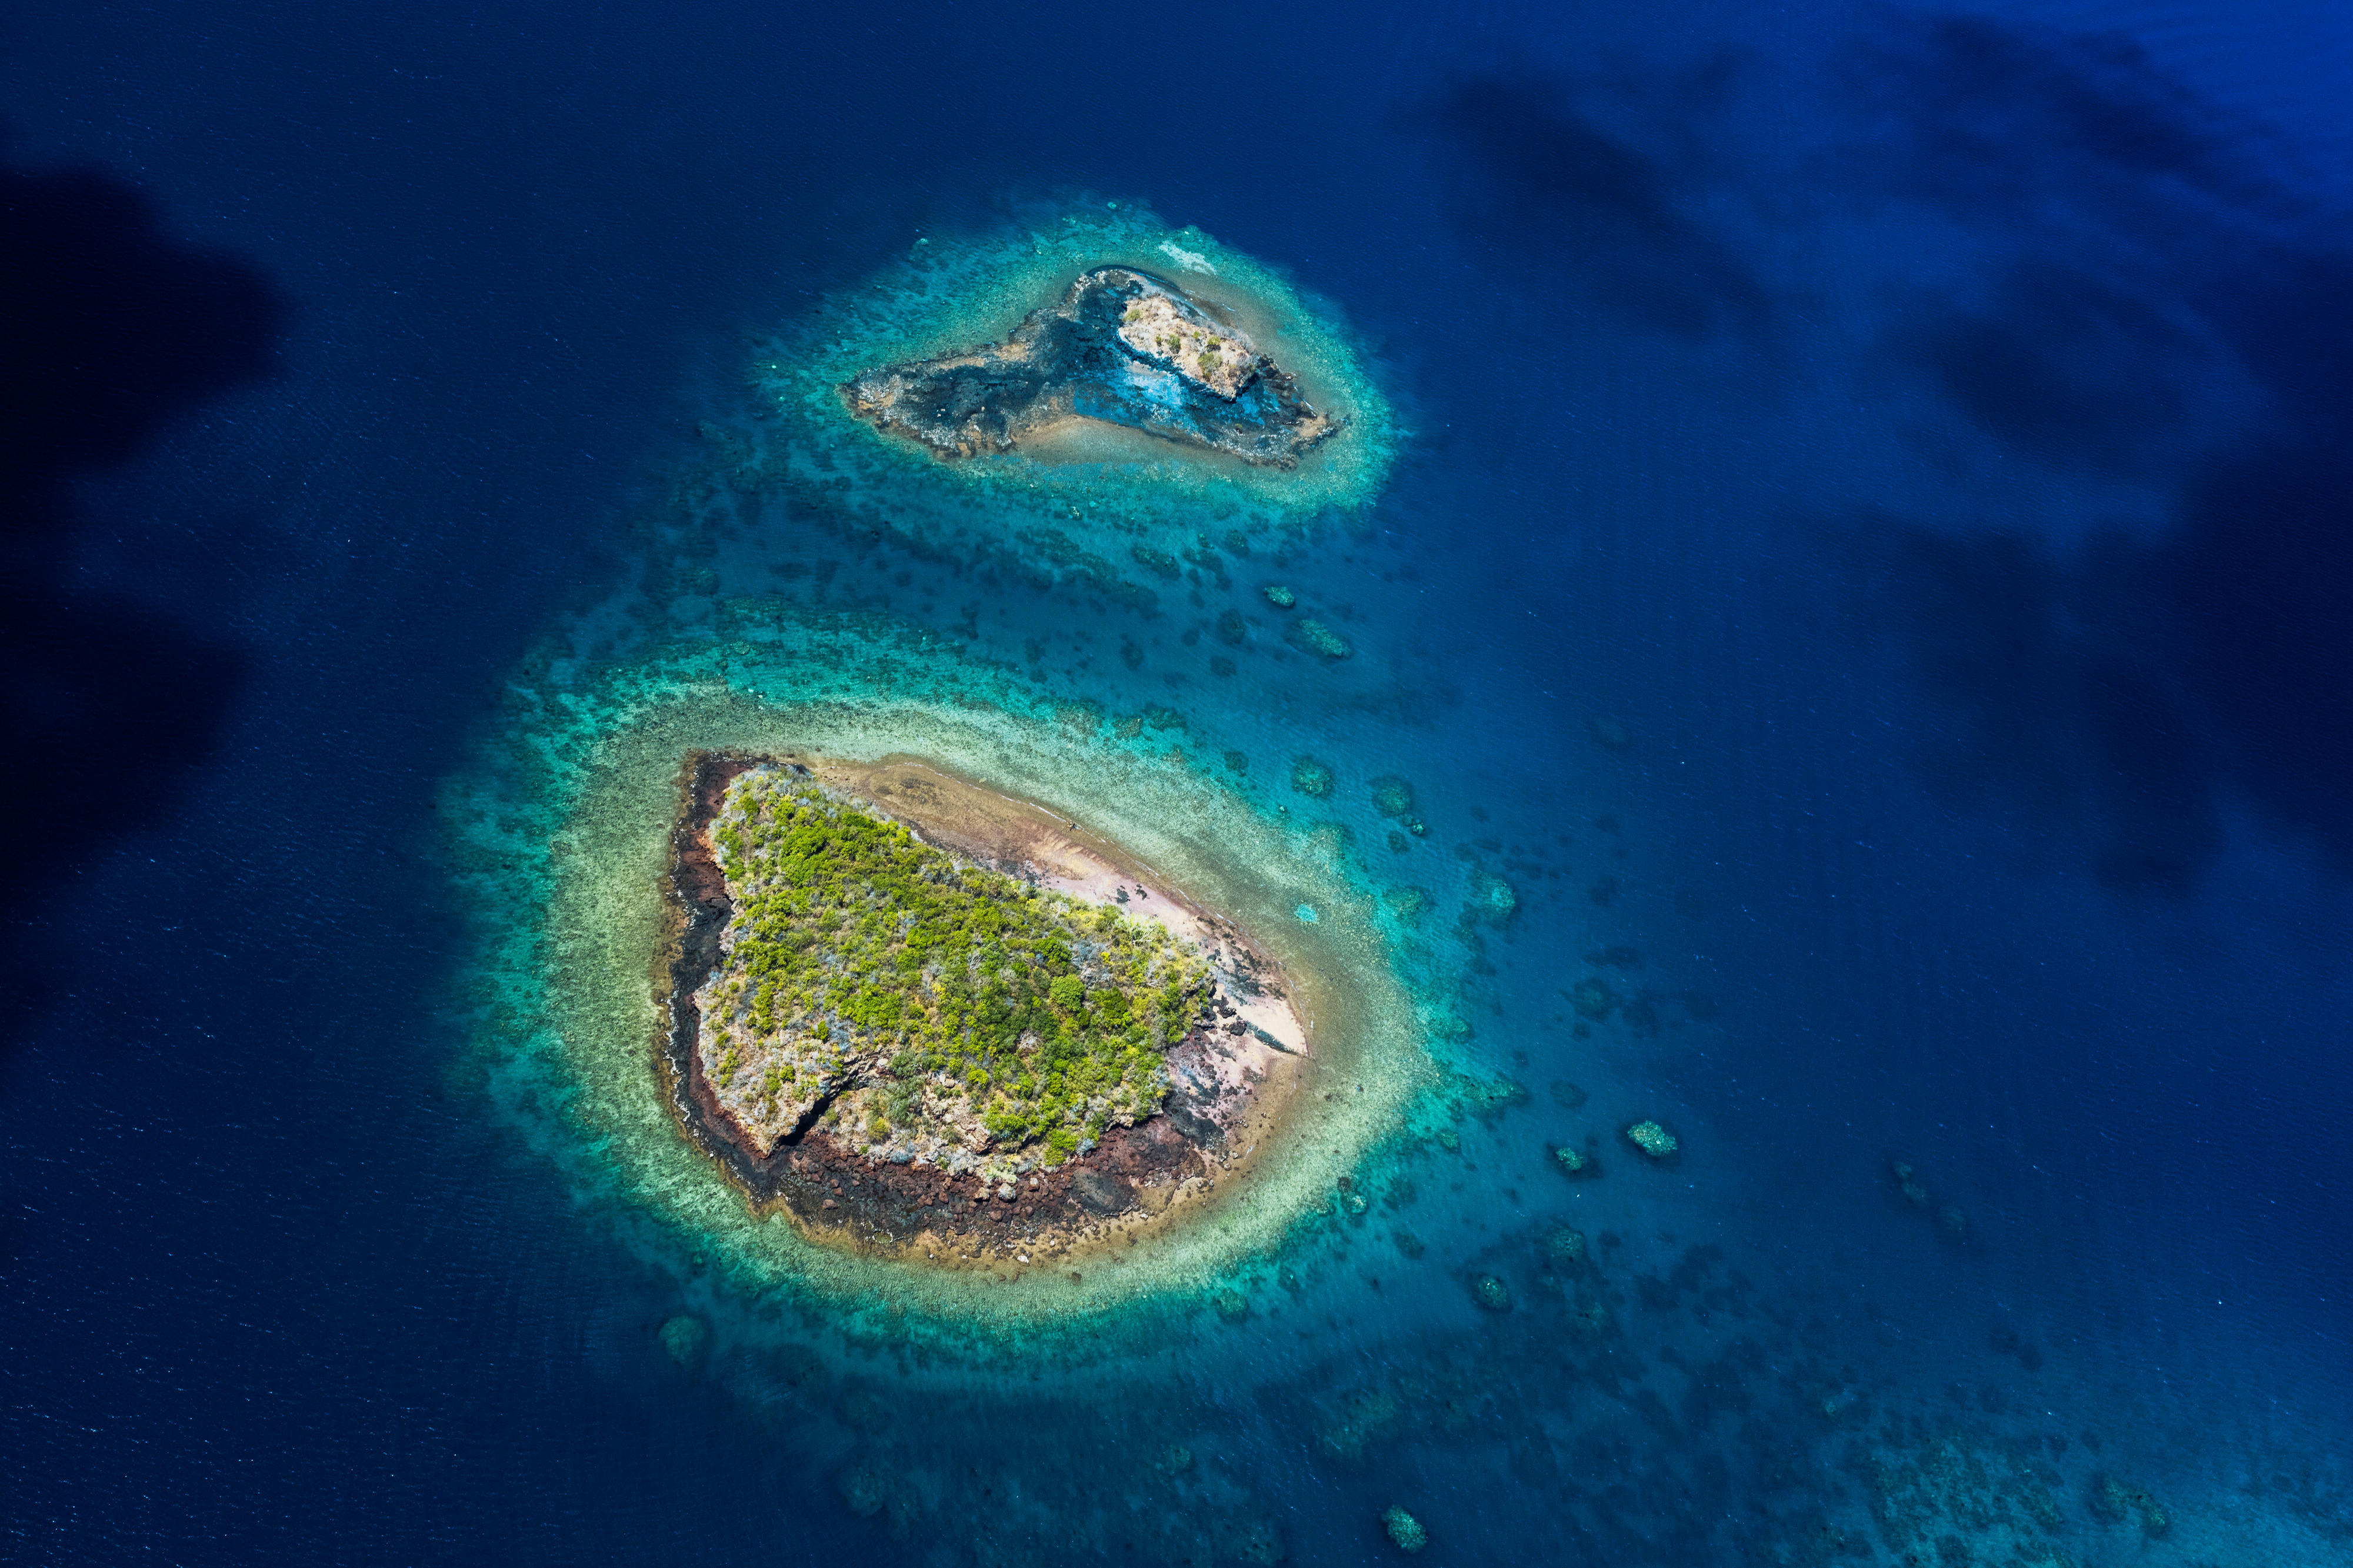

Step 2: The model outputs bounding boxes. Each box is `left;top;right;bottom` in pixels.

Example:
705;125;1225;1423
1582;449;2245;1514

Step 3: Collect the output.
6;0;2352;1562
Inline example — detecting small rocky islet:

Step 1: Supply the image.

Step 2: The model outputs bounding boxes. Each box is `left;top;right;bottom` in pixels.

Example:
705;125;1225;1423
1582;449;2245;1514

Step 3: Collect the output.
663;752;1305;1265
840;266;1341;468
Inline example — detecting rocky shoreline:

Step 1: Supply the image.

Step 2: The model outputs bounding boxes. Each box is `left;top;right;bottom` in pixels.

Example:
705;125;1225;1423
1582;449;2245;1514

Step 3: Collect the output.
839;266;1339;469
659;750;1297;1261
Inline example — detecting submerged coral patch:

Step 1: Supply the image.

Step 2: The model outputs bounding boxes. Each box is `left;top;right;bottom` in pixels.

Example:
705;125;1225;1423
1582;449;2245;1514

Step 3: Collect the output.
1285;616;1352;660
694;772;1205;1161
1625;1119;1679;1157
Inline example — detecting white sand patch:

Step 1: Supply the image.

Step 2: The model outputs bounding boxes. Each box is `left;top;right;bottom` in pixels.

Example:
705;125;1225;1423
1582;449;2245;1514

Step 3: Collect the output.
1156;239;1217;274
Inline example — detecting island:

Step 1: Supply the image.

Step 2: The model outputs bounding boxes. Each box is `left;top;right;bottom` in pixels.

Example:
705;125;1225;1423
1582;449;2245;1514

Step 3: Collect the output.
662;751;1308;1265
839;266;1341;469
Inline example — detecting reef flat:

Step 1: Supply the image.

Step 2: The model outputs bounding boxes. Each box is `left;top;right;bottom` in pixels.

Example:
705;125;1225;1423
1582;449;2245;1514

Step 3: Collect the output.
665;751;1306;1264
444;608;1434;1355
841;267;1339;468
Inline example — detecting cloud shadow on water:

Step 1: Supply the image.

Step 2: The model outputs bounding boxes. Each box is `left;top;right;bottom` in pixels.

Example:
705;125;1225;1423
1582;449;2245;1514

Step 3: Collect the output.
1895;258;2218;473
1;135;281;1043
1839;13;2291;219
1864;522;2222;895
1412;71;1772;339
1845;16;2353;891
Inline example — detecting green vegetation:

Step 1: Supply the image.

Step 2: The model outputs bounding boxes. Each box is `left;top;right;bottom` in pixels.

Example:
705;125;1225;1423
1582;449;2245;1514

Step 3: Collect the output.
698;770;1209;1165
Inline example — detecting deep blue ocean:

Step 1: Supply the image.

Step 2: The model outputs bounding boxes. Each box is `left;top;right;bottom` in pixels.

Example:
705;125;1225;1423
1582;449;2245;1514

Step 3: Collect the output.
8;0;2352;1562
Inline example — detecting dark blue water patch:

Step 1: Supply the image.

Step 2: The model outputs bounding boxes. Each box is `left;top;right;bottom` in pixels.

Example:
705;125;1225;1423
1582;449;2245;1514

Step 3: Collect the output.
1413;69;1775;341
0;149;279;1040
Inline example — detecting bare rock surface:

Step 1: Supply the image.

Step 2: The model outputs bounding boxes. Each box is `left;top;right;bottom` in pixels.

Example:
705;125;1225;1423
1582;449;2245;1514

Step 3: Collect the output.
840;267;1339;468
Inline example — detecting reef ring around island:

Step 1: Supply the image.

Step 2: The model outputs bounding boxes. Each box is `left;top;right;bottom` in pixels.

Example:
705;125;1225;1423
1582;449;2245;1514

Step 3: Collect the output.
444;609;1432;1363
738;204;1398;599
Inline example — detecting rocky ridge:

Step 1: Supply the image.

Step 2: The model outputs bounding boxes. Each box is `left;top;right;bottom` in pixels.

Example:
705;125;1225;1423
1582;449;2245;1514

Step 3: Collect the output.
840;266;1339;468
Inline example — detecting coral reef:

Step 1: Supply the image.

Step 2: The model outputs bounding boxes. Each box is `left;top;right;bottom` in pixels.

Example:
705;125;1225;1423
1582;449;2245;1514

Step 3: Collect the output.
836;1457;909;1529
1232;1519;1285;1563
1568;977;1617;1020
1890;1158;1974;1244
1285;617;1352;660
1368;776;1415;820
1625;1120;1679;1158
2093;1475;2170;1536
1381;1506;1428;1553
658;1314;708;1367
1868;1435;2069;1566
1465;870;1518;927
1381;888;1430;926
1321;1389;1403;1460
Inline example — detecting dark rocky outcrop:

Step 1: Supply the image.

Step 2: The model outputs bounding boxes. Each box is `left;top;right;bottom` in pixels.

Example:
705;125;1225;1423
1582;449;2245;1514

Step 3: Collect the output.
841;267;1339;468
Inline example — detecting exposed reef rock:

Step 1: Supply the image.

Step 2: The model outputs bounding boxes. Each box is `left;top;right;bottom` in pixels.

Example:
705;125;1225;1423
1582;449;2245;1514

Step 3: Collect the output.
841;267;1341;468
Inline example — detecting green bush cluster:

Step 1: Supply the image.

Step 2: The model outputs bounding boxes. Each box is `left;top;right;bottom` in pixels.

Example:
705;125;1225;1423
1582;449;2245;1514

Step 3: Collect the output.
704;771;1209;1160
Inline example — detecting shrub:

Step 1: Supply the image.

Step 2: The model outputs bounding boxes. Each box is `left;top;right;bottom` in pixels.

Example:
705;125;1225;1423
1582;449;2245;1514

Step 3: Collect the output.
696;772;1210;1156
